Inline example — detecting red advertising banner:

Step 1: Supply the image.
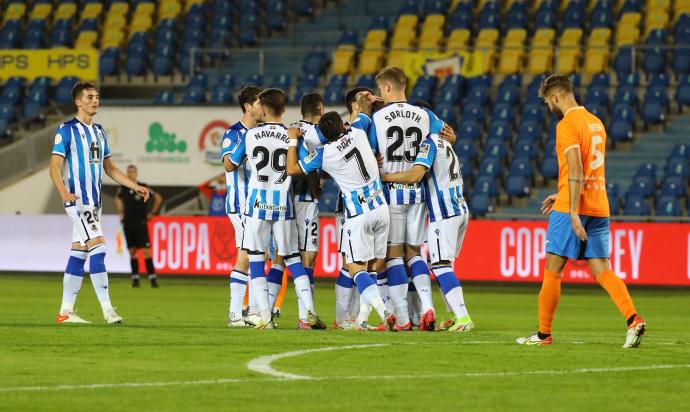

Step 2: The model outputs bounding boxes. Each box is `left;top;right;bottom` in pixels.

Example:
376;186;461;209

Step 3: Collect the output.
149;216;690;286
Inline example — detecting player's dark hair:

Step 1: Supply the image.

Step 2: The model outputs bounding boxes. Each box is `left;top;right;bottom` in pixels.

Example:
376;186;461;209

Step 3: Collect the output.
345;87;373;114
413;100;433;110
538;75;574;98
318;111;346;142
127;164;137;170
71;81;98;112
300;93;323;118
238;85;263;113
258;88;287;116
375;67;407;90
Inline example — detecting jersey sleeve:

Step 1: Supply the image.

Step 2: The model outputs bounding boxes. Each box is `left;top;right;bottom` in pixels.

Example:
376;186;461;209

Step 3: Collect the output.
220;129;237;162
366;117;379;153
51;125;70;157
299;146;324;174
102;127;112;158
414;137;436;169
424;108;444;136
556;119;581;155
298;137;310;159
228;133;247;166
351;113;371;132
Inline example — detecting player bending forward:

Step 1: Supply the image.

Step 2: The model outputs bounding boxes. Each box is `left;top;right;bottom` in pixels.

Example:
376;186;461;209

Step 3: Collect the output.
50;81;149;324
380;117;473;332
517;75;646;347
287;111;397;331
226;88;326;330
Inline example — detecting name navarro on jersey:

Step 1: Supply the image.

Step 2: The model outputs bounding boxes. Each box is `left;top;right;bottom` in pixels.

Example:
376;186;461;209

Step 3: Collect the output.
357;188;384;204
253;198;288;212
256;128;289;142
384;108;423;123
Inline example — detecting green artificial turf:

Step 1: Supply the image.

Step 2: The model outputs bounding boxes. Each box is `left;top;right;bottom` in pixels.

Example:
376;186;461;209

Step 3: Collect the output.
0;273;688;411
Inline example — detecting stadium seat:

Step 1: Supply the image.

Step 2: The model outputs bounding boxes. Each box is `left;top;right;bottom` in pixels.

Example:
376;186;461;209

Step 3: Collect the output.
484;141;508;158
655;196;682;217
541;154;559;179
670;144;690;160
478;156;503;178
630;176;656;198
457;121;481;142
55;77;78;104
677;76;690;110
470;193;493;216
487;121;512;142
473;175;498;197
505;175;530;197
461;104;486;125
660;176;688;199
517;121;541;142
154;90;175;105
623;195;651;216
454;139;478;162
513;140;538;160
509;157;534;178
211;87;233;104
609;119;633;142
665;157;690;178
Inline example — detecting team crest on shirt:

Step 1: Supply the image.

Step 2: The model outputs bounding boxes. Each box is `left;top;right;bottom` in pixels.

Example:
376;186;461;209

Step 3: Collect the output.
418;143;430;159
304;218;310;225
54;134;62;144
81;133;86;139
222;138;231;149
347;230;351;236
91;224;97;231
312;238;318;246
97;130;104;141
305;151;318;163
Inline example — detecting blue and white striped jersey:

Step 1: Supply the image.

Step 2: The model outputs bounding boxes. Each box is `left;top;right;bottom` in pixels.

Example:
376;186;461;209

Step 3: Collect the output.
221;121;250;215
299;127;386;218
51;118;111;208
414;135;469;222
290;120;328;202
229;122;294;221
368;102;444;205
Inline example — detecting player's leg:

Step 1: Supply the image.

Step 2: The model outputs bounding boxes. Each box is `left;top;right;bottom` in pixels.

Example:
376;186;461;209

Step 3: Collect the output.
402;203;431;329
517;211;573;345
334;214;355;327
123;221;140;288
139;223;158;287
228;213;250;326
243;216;273;328
275;220;325;329
267;243;285;313
57;229;90;324
585;217;646;348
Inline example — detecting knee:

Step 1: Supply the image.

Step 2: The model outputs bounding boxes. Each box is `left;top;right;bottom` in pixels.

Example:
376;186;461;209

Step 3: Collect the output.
142;248;152;258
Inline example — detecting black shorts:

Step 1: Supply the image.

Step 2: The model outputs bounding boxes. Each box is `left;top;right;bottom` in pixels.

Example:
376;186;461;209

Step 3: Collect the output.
123;220;150;249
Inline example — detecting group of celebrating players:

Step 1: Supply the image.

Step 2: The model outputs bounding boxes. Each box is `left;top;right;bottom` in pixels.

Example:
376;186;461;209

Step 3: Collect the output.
50;66;647;347
221;66;472;332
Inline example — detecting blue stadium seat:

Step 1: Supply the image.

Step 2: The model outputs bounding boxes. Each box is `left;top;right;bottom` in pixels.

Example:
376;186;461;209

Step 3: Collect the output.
677;76;690;110
328;75;348;88
0;104;16;123
609;120;633;142
613;86;638;107
513;140;538;160
521;104;545;125
590;73;610;89
540;154;559;179
154;90;175;105
467;74;492;91
238;28;258;46
323;87;343;105
411;83;433;103
293;86;314;104
660;176;688;199
457;121;481;141
272;74;292;90
496;88;520;106
634;163;657;180
465;86;490;106
181;88;206;104
454;138;477;162
211;87;233;104
461;104;485;125
586;104;607;123
665;156;690;178
623;195;650;216
100;48;120;76
439;74;465;96
125;55;148;77
673;48;690;76
435;104;457;128
484;140;508;158
606;181;620;201
614;47;633;75
356;75;376;89
337;30;357;46
217;74;236;89
491;103;515;126
670;143;690;160
460;159;473;180
641;102;665;127
473;175;498;197
608;194;620;215
0;86;22;106
434;89;460;107
478;156;503;178
509;157;534;178
506;175;530;197
655;196;682;217
303;49;329;75
487;121;512;142
586;86;609;107
479;10;499;29
507;10;528;29
535;10;555;28
643;48;666;76
295;0;315;16
55;76;78;104
470;193;492;216
630;176;656;198
591;9;611;28
245;74;264;87
517;121;541;142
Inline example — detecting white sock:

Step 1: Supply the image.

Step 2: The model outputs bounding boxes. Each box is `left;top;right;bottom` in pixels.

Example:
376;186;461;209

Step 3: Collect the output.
373;271;395;314
250;276;271;321
296;284;307;321
248;282;259;315
60;249;87;313
447;286;469;319
355;302;372;325
408;256;435;313
360;284;387;321
348;288;360;319
229;270;248;318
268;282;282;311
90;272;113;313
335;271;354;324
293;275;315;314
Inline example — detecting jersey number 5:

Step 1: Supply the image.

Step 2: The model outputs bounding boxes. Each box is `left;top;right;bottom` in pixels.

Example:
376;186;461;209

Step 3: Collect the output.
590;135;604;170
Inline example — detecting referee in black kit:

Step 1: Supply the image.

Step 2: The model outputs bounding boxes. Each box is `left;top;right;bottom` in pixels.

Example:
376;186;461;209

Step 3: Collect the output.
114;165;163;288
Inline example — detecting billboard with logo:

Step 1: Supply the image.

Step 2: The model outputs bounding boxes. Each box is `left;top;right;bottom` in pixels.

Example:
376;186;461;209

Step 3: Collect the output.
98;107;340;186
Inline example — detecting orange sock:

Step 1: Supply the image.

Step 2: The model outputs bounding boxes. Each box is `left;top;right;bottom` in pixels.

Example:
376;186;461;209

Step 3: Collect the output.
538;269;562;335
274;271;289;310
596;269;637;320
243;286;249;307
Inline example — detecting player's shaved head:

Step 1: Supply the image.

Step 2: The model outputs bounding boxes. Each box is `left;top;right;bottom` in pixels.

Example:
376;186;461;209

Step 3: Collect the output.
300;93;323;118
258;88;287;116
375;67;407;91
238;85;263;113
345;87;373;114
318;111;346;142
538;75;574;99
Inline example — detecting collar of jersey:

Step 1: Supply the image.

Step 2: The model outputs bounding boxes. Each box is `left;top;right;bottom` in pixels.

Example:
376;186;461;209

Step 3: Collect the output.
564;106;585;117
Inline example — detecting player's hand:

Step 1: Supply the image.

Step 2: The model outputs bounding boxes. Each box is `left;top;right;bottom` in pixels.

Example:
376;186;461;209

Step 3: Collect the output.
570;212;588;241
136;185;150;202
376;153;384;167
60;192;79;204
287;127;303;140
540;194;558;214
440;123;456;144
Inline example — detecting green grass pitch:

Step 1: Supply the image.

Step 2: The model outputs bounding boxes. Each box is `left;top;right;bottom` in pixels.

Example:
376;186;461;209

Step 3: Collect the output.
1;273;689;411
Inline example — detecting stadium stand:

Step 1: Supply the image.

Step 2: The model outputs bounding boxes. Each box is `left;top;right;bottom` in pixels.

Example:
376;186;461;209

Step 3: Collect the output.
1;0;689;220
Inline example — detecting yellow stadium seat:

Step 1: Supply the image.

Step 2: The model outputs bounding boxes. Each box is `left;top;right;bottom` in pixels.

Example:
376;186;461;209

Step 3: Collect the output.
102;29;125;49
446;29;470;51
331;48;355;75
358;50;384;75
159;2;183;20
386;50;407;68
647;0;670;12
109;2;130;15
105;14;128;30
80;3;103;21
504;29;527;47
421;14;445;37
419;33;443;50
532;29;555;47
620;12;641;27
556;50;579;74
498;50;523;74
391;30;416;49
130;15;153;33
476;29;499;48
527;49;553;74
185;0;206;12
616;27;640;45
134;2;156;16
30;3;52;21
55;3;77;20
584;49;609;74
363;30;387;50
588;28;611;47
75;31;98;49
395;15;418;31
675;4;690;19
3;3;26;23
476;49;496;73
559;28;583;47
645;9;669;33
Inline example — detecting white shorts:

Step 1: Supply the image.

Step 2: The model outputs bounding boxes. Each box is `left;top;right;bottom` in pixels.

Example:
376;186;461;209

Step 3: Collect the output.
228;213;245;249
65;206;103;246
295;200;319;253
242;216;298;256
427;214;469;264
343;205;390;264
335;212;347;253
387;203;427;246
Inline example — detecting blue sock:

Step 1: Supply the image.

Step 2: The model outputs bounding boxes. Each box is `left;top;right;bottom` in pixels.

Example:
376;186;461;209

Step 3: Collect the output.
305;267;314;287
435;266;461;295
386;258;408;287
408;255;430;280
336;270;354;288
353;271;376;294
249;261;266;279
267;264;283;286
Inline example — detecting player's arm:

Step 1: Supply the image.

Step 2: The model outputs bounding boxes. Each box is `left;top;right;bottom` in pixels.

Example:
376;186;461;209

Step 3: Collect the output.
565;147;588;241
440;123;456;144
307;173;321;199
149;189;163;219
226;134;247;172
286;127;306;176
103;157;150;202
114;188;124;221
380;165;427;184
49;154;79;204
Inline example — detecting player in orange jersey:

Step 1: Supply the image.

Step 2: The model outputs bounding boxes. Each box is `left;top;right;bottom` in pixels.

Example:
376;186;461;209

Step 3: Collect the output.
516;75;646;348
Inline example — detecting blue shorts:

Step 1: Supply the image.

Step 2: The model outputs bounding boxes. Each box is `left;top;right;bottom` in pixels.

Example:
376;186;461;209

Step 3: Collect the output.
545;211;610;260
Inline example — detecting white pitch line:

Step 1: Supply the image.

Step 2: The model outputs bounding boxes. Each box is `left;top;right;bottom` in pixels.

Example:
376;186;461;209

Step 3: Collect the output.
246;343;388;380
1;364;689;393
